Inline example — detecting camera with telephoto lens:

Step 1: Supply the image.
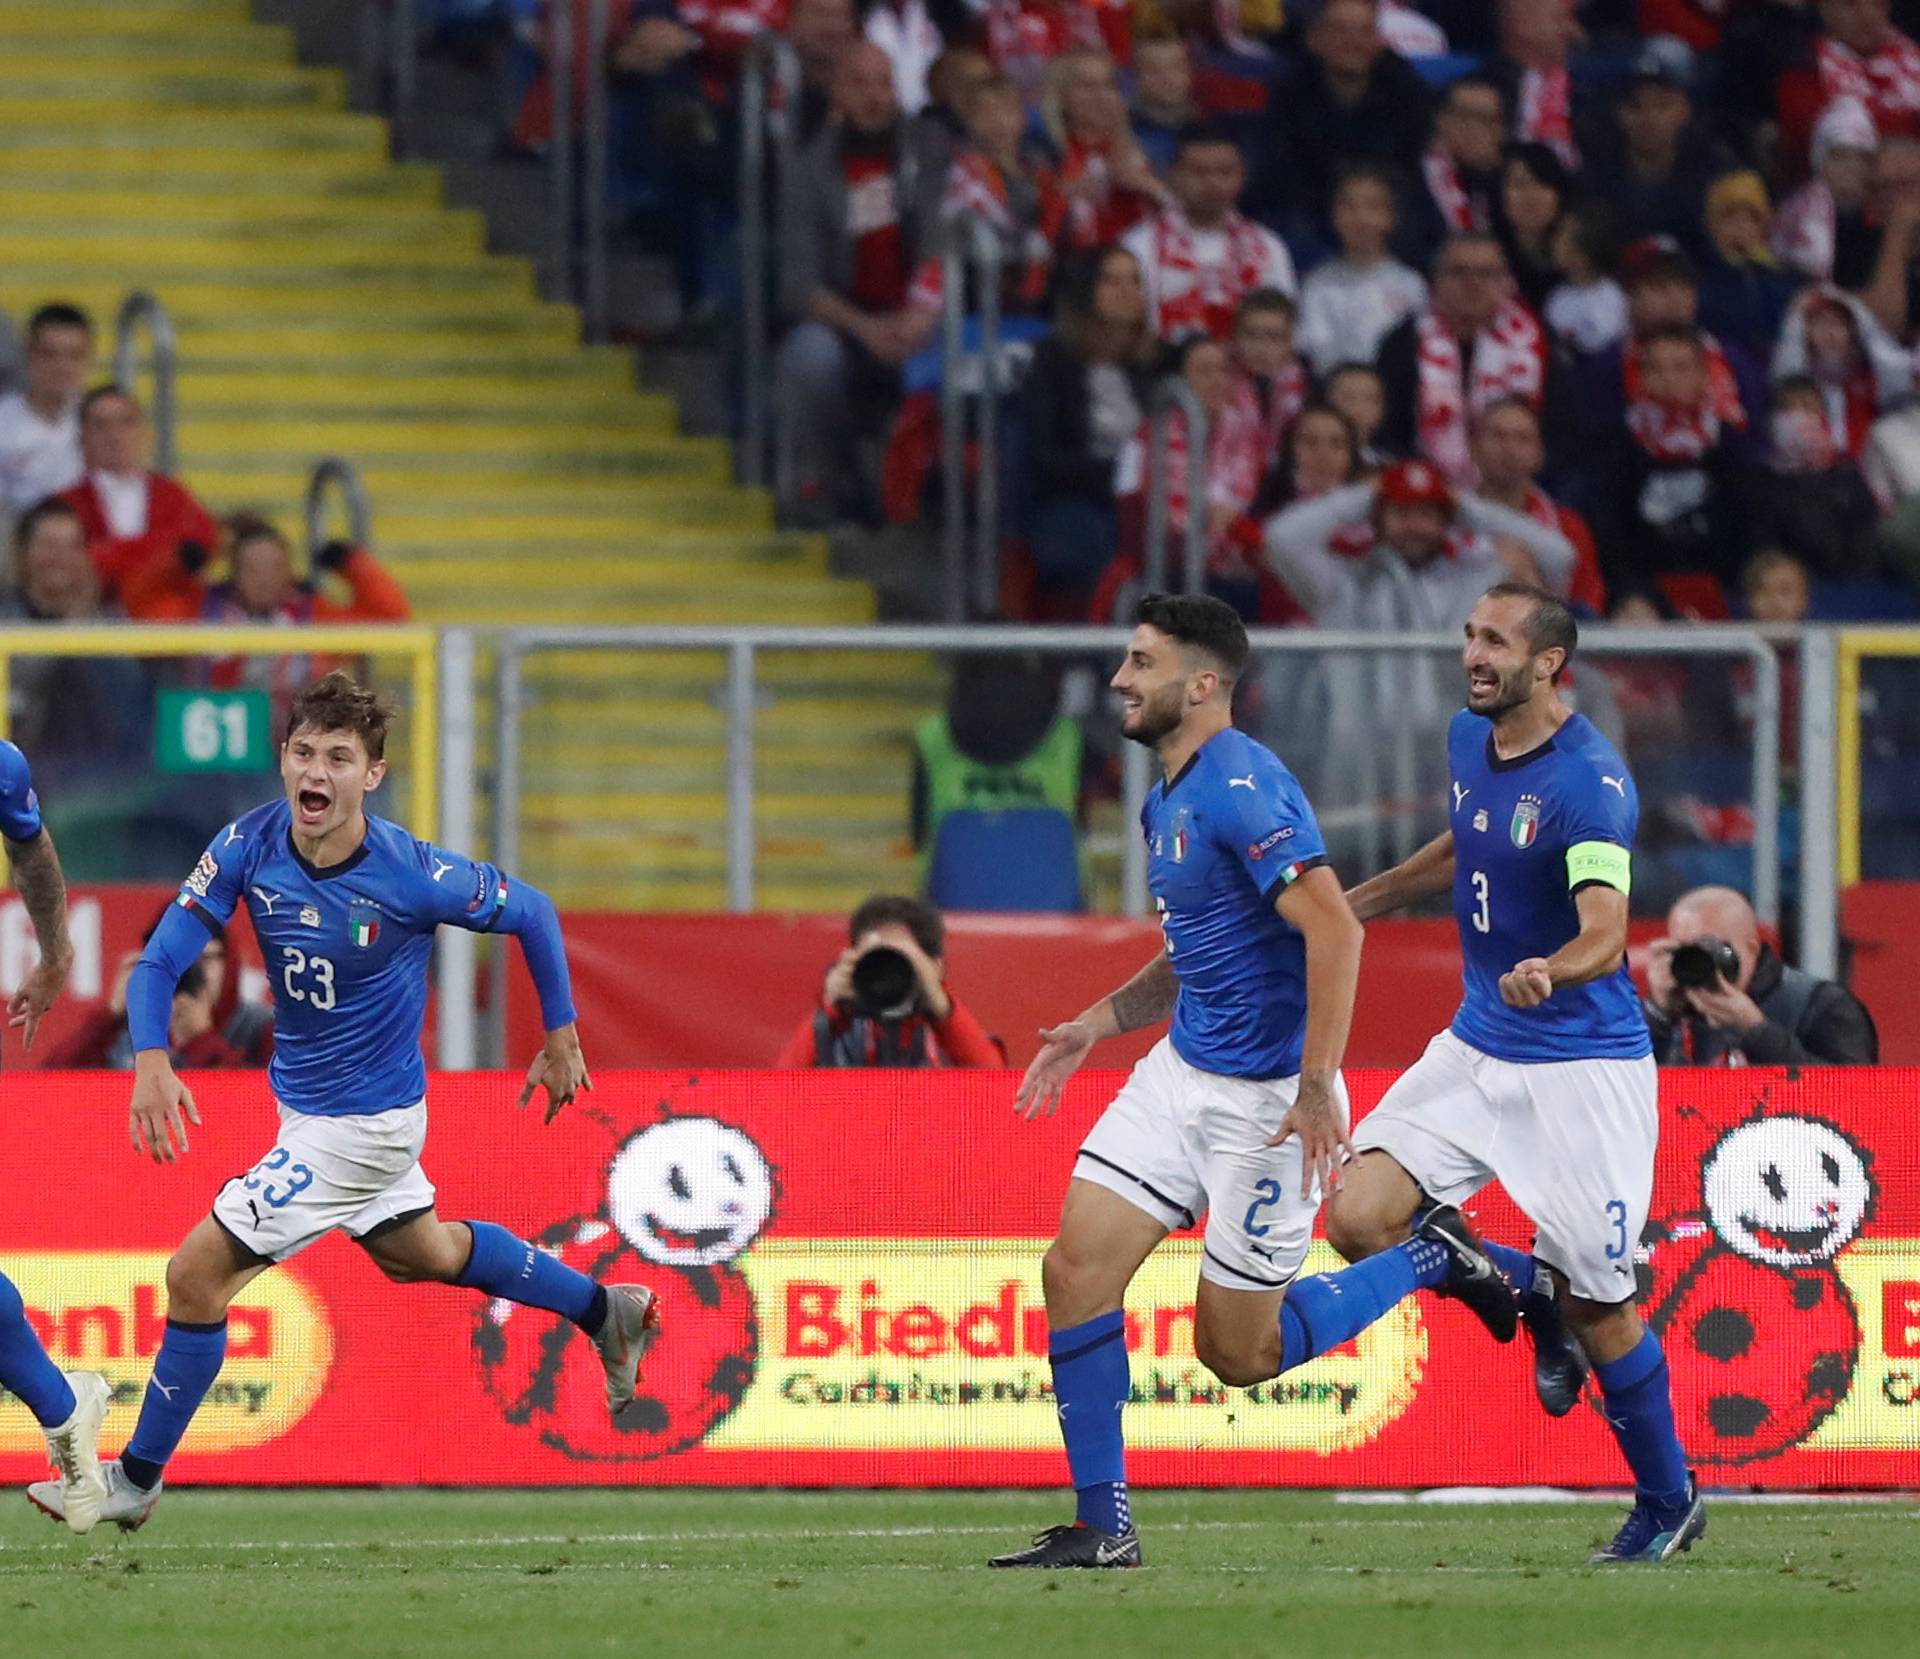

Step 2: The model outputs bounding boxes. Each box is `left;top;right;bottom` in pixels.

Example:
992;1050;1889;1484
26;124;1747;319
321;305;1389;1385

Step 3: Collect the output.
1670;935;1740;990
850;945;920;1019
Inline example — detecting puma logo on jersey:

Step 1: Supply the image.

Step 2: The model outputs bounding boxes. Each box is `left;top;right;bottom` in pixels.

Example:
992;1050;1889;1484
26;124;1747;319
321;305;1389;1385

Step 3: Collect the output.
1452;781;1470;811
431;858;454;882
252;887;281;916
224;823;245;845
1228;774;1257;790
1602;775;1627;796
148;1379;179;1401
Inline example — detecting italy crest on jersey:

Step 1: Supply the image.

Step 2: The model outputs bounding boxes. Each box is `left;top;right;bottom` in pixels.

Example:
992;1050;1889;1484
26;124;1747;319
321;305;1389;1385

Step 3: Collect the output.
1510;794;1542;848
1171;806;1190;863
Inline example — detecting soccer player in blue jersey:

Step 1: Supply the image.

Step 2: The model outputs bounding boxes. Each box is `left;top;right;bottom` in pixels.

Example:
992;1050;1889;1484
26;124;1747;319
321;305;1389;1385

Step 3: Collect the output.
0;739;116;1533
989;594;1515;1570
1334;582;1705;1565
25;673;659;1532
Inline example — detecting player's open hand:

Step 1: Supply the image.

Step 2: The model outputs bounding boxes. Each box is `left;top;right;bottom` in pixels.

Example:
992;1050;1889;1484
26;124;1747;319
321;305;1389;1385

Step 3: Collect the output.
129;1057;200;1164
1015;1020;1096;1120
1499;958;1555;1008
7;949;70;1054
1269;1073;1354;1200
519;1022;592;1124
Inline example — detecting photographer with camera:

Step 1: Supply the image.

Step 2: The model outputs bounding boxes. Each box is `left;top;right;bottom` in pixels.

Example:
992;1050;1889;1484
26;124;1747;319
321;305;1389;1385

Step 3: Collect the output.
775;894;1005;1068
1643;885;1878;1066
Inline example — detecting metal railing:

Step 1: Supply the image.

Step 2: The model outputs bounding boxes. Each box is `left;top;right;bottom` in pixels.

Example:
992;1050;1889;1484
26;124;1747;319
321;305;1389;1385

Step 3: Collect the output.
112;291;178;476
388;0;418;156
1141;379;1209;595
305;458;375;557
738;33;801;492
937;213;1009;620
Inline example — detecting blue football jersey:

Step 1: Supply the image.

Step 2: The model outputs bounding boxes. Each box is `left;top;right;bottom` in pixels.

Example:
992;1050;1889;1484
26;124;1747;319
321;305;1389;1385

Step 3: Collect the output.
0;740;43;843
175;800;516;1116
1143;727;1329;1080
1444;710;1652;1063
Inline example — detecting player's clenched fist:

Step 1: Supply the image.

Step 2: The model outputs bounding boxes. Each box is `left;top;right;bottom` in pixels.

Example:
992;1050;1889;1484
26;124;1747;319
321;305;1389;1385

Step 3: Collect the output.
1499;958;1555;1008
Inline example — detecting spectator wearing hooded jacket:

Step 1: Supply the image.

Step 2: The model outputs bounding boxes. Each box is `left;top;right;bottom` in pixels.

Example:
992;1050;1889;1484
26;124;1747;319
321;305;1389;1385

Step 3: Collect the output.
121;512;409;627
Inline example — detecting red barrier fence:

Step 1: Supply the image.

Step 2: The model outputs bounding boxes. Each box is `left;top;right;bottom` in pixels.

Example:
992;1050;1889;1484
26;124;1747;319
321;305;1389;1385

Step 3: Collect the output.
3;1069;1915;1488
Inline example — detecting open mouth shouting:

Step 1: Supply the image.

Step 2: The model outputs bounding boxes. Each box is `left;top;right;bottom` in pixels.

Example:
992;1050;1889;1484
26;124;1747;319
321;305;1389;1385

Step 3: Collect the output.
296;785;334;827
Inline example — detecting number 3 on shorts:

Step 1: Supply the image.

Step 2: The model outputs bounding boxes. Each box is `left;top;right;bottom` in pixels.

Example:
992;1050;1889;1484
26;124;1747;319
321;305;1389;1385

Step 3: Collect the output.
1604;1198;1628;1260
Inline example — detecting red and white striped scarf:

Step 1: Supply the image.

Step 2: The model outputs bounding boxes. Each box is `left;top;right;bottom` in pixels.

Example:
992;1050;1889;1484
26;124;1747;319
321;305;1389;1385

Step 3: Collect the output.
1047;136;1155;250
909;153;1054;310
1148;208;1278;341
1119;404;1263;563
1517;66;1579;169
1414;300;1545;486
1223;364;1305;466
1816;31;1920;132
1623;331;1747;461
1421;146;1488;233
985;1;1129;94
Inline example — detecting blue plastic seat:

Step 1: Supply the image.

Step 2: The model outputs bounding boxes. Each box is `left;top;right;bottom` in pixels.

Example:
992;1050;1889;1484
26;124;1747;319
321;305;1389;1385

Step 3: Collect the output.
927;808;1082;913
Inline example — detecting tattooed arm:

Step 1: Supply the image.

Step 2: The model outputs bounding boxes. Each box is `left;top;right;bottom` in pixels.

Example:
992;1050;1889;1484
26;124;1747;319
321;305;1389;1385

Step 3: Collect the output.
8;828;72;1052
1014;952;1178;1120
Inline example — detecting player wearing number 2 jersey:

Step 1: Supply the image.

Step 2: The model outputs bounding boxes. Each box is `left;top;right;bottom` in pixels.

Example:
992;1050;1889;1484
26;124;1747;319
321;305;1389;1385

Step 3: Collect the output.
989;595;1518;1572
25;674;660;1534
1335;583;1703;1567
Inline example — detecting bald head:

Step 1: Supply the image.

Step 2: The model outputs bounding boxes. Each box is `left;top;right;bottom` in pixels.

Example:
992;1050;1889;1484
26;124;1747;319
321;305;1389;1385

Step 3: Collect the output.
835;42;900;133
1667;885;1762;988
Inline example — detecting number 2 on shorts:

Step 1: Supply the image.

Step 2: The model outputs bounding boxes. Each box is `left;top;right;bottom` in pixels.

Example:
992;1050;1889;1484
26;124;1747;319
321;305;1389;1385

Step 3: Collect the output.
1243;1178;1283;1238
1604;1198;1628;1260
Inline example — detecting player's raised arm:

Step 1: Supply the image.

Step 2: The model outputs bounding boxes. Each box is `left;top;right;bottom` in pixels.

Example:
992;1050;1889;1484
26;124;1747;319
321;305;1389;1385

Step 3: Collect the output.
418;848;587;1122
1345;831;1455;922
1270;866;1363;1195
1014;950;1176;1121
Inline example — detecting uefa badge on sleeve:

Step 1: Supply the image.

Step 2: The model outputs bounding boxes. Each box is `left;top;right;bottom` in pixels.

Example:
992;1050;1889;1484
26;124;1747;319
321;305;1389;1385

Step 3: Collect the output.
1510;794;1542;849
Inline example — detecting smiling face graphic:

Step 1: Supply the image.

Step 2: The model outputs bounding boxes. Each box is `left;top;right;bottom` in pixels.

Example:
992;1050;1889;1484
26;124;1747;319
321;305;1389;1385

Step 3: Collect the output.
1702;1116;1872;1268
606;1118;774;1267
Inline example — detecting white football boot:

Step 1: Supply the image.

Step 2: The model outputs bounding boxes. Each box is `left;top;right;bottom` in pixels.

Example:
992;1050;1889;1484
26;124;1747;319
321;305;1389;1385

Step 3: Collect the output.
593;1283;661;1415
29;1458;162;1533
37;1372;110;1535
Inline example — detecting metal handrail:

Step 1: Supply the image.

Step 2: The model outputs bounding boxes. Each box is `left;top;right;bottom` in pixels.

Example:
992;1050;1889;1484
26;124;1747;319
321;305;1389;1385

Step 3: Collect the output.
936;212;1013;620
580;0;612;339
388;0;418;156
305;457;374;557
112;291;178;476
739;34;800;491
547;0;575;304
1142;378;1208;595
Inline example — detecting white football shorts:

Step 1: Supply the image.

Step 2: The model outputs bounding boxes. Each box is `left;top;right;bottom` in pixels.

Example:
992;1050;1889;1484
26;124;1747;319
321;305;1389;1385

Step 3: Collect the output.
1074;1036;1349;1292
1353;1028;1657;1304
211;1100;437;1264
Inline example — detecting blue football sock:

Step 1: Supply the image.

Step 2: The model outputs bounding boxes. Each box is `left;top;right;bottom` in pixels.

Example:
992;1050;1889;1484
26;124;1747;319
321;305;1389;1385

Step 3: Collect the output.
457;1221;602;1333
1480;1240;1562;1327
1594;1329;1690;1511
123;1318;227;1488
1278;1235;1449;1372
0;1270;75;1429
1048;1311;1132;1535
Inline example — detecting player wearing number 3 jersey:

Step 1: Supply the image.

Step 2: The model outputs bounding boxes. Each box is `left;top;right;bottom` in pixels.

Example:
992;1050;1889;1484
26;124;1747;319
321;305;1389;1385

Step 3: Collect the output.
25;674;660;1534
1337;583;1704;1567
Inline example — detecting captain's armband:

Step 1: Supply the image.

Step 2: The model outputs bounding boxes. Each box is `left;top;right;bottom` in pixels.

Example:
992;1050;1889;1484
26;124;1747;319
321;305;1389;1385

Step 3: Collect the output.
1567;840;1631;895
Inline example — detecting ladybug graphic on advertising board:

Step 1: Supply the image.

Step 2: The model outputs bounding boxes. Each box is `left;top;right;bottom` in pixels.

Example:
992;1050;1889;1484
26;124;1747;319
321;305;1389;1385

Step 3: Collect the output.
1641;1112;1874;1464
475;1116;775;1461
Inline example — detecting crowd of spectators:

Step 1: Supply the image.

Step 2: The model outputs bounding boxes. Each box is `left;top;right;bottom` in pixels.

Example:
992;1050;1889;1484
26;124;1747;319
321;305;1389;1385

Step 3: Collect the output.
506;0;1920;631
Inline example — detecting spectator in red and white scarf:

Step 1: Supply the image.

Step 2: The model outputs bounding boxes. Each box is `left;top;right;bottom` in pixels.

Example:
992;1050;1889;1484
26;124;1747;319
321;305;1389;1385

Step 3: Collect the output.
1297;163;1427;375
1751;374;1887;584
777;43;946;526
1120;122;1295;341
1470;395;1607;615
1595;323;1754;602
910;72;1059;315
1773;95;1877;284
1224;289;1306;466
1375;231;1546;488
1039;47;1166;251
1401;72;1506;269
1481;0;1588;171
1769;284;1911;457
1778;0;1920;174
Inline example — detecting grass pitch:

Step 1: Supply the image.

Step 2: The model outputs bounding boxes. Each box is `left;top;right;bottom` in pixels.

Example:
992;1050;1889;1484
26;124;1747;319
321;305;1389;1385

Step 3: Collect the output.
0;1488;1912;1659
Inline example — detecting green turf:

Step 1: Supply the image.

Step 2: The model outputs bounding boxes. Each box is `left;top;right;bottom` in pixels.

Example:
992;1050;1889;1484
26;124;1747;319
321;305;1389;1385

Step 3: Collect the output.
0;1488;1913;1659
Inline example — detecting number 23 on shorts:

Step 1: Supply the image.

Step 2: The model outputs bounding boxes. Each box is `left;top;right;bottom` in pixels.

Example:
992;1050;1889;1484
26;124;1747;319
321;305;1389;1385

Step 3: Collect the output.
242;1146;315;1209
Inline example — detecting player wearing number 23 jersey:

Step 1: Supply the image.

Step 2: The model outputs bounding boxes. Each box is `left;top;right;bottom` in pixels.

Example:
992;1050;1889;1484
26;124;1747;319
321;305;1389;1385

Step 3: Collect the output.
24;674;660;1536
